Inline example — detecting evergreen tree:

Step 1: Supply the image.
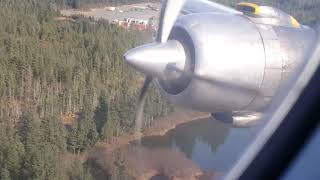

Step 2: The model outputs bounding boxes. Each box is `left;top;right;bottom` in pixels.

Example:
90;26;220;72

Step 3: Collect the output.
0;167;11;180
68;160;94;180
41;114;67;152
94;92;109;137
0;115;24;179
75;94;99;152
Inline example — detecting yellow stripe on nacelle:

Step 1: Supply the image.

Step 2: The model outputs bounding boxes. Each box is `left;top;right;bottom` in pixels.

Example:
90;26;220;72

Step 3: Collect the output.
290;16;301;28
238;2;301;28
237;2;258;8
237;2;261;15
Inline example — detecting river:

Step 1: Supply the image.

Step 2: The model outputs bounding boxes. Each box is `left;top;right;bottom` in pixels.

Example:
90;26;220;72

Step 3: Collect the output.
88;115;263;179
139;117;259;173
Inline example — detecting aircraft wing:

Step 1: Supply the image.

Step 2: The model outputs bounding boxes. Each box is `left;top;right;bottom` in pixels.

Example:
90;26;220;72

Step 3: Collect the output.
182;0;243;14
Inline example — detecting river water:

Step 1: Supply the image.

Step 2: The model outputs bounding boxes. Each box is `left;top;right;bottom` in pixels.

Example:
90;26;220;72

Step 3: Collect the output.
139;118;260;173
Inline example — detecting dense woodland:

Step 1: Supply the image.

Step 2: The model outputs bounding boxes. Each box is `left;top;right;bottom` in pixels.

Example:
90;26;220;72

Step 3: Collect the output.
0;0;319;179
50;0;158;8
0;0;171;179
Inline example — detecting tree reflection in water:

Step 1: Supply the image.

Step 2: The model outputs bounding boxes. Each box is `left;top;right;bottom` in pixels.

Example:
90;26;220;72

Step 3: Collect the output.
140;118;255;172
141;118;230;158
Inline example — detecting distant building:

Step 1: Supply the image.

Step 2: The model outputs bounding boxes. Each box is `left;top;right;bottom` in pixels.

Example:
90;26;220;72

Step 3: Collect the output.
105;7;116;11
118;17;155;31
147;4;159;11
132;6;147;12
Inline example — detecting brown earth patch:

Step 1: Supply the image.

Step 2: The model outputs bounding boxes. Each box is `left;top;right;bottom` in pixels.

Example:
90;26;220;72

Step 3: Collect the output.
87;109;216;179
96;109;209;152
64;109;216;179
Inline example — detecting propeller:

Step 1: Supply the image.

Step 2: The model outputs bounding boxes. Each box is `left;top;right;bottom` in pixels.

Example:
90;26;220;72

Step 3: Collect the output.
124;0;187;134
124;0;260;133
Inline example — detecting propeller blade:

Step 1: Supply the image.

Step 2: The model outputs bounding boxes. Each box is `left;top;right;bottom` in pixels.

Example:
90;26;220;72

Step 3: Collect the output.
135;76;153;133
127;0;187;137
157;0;186;43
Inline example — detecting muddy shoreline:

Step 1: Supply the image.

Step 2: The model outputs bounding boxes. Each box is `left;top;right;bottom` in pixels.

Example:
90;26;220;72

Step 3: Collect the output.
96;109;210;152
65;110;213;180
89;110;213;180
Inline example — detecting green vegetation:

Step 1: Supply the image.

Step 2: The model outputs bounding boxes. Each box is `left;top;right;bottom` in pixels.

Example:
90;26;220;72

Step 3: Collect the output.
0;0;171;179
0;0;319;179
51;0;158;8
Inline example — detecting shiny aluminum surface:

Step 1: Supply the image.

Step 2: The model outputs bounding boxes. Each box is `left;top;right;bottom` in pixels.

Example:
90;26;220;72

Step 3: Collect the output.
247;24;316;110
225;25;320;180
160;13;265;112
158;13;316;113
124;40;186;80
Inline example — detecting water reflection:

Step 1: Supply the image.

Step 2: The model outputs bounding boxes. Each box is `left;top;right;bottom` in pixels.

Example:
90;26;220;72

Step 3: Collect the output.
140;118;257;172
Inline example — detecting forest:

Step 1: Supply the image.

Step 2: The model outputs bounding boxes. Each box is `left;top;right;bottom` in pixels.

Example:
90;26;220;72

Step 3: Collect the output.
0;0;319;179
51;0;158;8
0;0;171;179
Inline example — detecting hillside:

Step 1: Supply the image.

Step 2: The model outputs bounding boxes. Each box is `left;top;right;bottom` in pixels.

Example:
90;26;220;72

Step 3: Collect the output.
0;0;319;180
0;0;171;179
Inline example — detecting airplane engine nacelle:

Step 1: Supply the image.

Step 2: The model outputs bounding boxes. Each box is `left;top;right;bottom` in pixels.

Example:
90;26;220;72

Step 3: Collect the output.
158;13;316;113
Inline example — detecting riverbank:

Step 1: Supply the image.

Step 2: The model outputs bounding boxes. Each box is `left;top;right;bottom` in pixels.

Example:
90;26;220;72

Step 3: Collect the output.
62;109;211;179
97;109;209;152
87;109;212;180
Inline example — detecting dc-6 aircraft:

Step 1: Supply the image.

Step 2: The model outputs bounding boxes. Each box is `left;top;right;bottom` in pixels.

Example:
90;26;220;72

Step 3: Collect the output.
123;0;317;127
